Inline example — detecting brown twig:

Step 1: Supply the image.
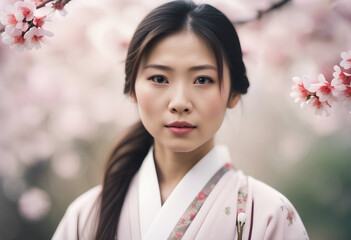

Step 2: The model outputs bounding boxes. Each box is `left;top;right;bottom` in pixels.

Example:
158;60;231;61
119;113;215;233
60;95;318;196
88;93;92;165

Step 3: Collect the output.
233;0;292;25
37;0;55;9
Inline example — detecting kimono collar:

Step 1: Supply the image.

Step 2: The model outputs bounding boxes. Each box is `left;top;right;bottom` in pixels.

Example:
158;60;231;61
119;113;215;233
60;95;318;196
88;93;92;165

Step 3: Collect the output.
138;145;231;240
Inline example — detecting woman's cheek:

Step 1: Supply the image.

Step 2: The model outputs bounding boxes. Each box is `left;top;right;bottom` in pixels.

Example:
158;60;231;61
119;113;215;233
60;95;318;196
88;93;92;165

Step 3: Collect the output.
135;83;163;117
199;90;228;117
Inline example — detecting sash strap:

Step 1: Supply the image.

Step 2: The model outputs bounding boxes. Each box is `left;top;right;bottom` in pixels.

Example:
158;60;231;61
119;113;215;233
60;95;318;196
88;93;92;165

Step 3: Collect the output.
168;163;233;240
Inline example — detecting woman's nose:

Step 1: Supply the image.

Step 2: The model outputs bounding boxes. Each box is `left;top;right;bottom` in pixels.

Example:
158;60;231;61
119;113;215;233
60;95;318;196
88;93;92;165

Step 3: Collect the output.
168;85;193;114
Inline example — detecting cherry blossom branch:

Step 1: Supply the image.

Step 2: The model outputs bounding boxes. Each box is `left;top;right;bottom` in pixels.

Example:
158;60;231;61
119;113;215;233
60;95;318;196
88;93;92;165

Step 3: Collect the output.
290;50;351;117
233;0;292;25
0;0;72;50
0;0;72;33
1;25;7;33
1;0;291;34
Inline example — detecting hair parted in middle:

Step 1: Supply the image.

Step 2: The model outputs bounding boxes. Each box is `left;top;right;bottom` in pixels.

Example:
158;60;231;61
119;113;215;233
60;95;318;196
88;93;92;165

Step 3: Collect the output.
96;1;250;239
124;0;249;98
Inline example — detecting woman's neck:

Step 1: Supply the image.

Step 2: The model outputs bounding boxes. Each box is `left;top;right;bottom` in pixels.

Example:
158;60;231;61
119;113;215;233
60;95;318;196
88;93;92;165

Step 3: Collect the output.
153;140;214;204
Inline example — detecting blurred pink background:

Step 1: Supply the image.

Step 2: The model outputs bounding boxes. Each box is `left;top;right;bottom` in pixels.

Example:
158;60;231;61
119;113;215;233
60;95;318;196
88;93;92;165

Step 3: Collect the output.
0;0;350;239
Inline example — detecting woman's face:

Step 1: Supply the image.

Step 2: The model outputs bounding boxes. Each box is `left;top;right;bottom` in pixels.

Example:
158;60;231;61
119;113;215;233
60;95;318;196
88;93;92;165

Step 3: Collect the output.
133;30;239;153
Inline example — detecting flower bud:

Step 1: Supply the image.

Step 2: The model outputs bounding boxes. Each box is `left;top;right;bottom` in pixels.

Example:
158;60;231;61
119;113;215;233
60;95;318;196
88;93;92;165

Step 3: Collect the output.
238;212;246;224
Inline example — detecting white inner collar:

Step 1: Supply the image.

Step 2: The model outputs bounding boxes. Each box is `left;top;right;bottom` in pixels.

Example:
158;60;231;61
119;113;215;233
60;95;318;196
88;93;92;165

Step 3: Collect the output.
138;145;231;240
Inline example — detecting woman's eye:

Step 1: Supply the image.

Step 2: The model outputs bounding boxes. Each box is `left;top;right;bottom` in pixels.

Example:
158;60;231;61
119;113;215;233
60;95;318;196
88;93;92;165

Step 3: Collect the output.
149;76;168;84
194;76;214;84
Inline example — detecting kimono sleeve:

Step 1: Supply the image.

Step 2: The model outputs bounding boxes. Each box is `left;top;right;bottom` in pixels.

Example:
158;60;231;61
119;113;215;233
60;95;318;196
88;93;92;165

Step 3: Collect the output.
249;178;309;240
52;185;102;240
263;195;309;240
52;202;79;240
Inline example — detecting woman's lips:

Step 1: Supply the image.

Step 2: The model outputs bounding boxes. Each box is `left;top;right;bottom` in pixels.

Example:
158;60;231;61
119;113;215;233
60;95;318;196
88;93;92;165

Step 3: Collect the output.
165;121;196;135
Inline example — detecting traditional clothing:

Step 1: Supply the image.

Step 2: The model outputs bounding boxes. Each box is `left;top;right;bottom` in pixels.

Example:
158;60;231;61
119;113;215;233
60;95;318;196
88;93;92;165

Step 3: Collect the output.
52;145;309;240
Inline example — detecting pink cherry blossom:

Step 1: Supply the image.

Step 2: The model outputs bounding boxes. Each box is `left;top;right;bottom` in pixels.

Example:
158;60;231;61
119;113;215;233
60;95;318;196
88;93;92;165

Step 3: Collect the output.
14;0;36;22
1;26;27;51
46;1;68;17
0;4;29;31
341;87;351;112
331;65;350;90
340;50;351;70
308;74;336;103
305;96;331;117
331;65;351;106
24;26;53;49
290;75;314;107
1;0;69;51
33;15;47;28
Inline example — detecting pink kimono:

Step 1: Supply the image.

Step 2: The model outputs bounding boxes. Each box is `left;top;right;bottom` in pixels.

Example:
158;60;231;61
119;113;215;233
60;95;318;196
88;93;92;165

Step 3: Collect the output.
52;145;309;240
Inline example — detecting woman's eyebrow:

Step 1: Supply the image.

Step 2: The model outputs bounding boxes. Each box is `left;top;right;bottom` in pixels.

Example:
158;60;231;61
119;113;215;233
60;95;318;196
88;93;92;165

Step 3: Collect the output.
143;64;217;71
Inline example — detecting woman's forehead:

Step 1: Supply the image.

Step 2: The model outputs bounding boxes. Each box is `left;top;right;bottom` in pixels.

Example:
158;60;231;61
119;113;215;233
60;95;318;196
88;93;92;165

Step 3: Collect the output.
140;31;217;68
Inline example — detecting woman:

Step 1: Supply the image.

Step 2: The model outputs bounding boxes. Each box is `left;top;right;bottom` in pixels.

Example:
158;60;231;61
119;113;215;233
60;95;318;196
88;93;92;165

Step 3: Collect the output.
53;1;309;239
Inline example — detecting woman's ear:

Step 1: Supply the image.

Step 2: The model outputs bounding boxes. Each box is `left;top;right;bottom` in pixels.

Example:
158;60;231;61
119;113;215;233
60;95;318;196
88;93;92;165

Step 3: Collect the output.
227;93;240;109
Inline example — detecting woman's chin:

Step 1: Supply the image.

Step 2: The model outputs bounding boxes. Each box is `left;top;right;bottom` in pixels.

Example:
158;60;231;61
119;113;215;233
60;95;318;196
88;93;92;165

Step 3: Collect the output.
155;138;214;154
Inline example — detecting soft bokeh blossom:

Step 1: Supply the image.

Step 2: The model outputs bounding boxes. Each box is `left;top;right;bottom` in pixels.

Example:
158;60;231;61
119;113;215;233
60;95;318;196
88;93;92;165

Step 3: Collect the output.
52;152;81;179
0;0;351;239
18;187;51;221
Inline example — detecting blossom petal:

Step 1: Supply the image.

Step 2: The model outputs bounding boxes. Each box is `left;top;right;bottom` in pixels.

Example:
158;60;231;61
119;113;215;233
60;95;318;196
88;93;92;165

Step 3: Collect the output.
340;50;351;70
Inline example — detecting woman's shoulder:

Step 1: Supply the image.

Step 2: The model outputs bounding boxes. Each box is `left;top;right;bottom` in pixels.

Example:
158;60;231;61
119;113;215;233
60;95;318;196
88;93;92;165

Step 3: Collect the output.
67;185;102;213
227;170;296;214
248;176;290;204
247;175;299;216
226;168;297;209
229;170;288;201
52;185;102;239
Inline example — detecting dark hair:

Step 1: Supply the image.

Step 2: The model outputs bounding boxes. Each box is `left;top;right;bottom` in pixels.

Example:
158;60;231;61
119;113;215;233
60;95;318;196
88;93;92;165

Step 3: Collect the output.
95;0;249;239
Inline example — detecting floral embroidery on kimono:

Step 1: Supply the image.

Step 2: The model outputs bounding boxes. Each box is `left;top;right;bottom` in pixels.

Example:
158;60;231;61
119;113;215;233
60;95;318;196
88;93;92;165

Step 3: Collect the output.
52;145;310;240
168;164;231;240
280;198;296;226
